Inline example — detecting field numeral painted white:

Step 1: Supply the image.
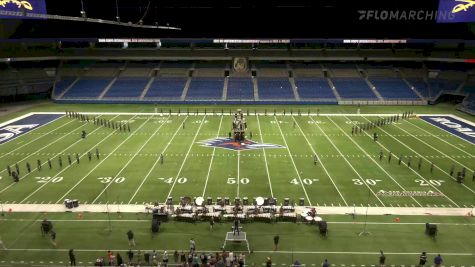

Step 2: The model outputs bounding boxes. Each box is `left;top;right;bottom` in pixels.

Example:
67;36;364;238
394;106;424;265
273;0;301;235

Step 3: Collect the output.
290;178;318;185
352;178;381;186
97;177;125;184
35;176;63;184
159;177;188;184
227;177;250;184
415;179;445;187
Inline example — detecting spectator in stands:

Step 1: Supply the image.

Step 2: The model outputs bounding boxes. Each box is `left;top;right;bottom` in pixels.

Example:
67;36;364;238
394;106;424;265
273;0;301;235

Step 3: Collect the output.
434;254;443;267
69;249;76;266
163;250;169;267
174;250;179;263
94;257;104;266
116;253;123;266
418;252;427;267
238;252;245;267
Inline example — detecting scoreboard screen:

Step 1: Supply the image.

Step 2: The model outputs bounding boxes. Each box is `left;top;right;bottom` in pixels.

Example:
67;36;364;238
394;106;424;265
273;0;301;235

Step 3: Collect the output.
0;0;47;19
437;0;475;23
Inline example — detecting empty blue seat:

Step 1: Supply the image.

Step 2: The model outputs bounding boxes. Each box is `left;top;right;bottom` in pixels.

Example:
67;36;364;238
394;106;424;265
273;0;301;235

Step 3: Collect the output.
105;77;148;98
227;77;254;100
63;78;110;98
54;78;74;96
370;78;419;99
257;78;294;100
146;77;186;98
186;78;224;99
295;78;335;99
332;78;377;99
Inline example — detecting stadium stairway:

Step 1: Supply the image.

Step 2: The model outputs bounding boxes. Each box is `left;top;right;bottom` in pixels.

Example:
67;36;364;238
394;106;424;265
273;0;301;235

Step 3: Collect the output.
57;76;80;99
98;77;118;99
253;77;259;100
222;76;229;100
140;76;156;100
288;76;301;101
400;75;425;100
362;74;384;100
326;77;341;101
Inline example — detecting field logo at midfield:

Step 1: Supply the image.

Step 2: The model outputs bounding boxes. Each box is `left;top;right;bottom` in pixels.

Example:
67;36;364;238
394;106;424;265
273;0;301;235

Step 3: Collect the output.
420;115;475;144
198;137;284;151
0;113;63;145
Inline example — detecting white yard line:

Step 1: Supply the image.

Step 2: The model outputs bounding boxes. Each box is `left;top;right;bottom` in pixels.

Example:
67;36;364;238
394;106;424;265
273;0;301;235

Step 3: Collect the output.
128;116;187;204
237;150;240;197
164;116;207;202
18;115;125;203
360;116;469;204
327;116;422;207
0;115;114;195
374;117;475;195
407;119;474;157
53;115;144;204
0;118;75;161
292;116;348;206
308;116;385;206
201;116;223;197
0;118;97;175
273;115;312;206
256;115;274;197
92;115;170;204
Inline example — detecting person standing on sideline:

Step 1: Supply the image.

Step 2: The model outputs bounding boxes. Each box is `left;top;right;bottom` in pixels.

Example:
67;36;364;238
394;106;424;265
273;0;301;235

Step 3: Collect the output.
127;230;136;247
162;250;169;267
69;249;76;266
379;251;386;267
127;249;134;264
233;219;240;235
266;257;272;267
50;231;57;247
434;254;443;267
273;235;279;251
418;252;427;267
209;217;214;231
190;238;196;253
322;259;329;267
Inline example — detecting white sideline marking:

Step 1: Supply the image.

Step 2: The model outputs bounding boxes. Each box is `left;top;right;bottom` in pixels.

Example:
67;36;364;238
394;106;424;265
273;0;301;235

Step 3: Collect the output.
292;116;348;206
256;115;274;197
128;116;186;204
328;116;422;207
201;116;224;197
92;115;170;204
54;115;143;203
273;115;312;206
360;116;463;207
165;116;207;202
309;116;385;206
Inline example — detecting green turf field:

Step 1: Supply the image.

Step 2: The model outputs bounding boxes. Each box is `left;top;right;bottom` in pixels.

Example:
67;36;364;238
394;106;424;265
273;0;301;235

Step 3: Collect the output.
0;103;474;266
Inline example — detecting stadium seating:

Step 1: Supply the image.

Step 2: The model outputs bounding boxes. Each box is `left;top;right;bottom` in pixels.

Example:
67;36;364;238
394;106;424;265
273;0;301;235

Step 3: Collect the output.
294;78;336;100
370;78;419;99
104;77;149;98
63;78;111;98
227;77;255;100
332;77;377;99
406;78;431;98
186;77;224;99
145;77;187;99
53;78;75;96
257;78;295;100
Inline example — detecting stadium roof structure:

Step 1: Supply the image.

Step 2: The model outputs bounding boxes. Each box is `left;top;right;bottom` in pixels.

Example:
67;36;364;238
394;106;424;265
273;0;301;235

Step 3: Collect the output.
1;0;474;39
